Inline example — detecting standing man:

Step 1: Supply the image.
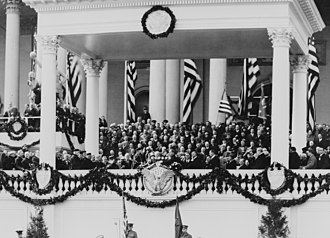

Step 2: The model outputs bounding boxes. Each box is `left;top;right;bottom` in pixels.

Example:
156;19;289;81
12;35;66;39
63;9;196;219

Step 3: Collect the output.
180;225;192;238
126;223;138;238
141;106;151;122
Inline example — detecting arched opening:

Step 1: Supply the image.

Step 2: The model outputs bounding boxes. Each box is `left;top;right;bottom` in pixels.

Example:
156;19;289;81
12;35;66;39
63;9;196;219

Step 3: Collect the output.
135;88;149;119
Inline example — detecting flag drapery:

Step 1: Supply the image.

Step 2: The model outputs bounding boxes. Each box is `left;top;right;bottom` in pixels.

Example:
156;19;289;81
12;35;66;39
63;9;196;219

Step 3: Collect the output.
122;195;128;238
218;90;233;125
126;61;138;122
183;59;202;123
238;58;260;117
66;52;81;107
175;198;183;238
307;37;320;131
258;83;267;120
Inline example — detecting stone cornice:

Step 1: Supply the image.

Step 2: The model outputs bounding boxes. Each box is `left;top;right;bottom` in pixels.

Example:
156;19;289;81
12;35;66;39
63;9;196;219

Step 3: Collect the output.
295;0;325;33
22;0;325;33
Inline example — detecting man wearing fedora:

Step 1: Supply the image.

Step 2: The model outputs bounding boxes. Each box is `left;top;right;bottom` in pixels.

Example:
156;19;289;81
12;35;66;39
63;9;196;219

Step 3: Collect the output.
180;225;192;238
126;223;138;238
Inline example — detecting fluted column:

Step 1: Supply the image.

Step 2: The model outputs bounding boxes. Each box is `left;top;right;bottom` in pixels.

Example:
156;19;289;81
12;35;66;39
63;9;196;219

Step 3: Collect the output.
291;55;309;154
165;59;180;123
149;60;166;122
81;58;104;155
3;0;21;110
209;59;227;124
268;28;294;167
99;61;108;119
36;35;60;167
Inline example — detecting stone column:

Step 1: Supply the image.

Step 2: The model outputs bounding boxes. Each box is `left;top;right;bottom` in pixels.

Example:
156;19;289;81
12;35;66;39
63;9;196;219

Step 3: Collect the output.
3;0;21;110
268;28;294;167
99;61;108;119
149;60;166;122
36;35;60;167
81;58;104;155
208;58;227;124
291;55;309;154
165;59;180;124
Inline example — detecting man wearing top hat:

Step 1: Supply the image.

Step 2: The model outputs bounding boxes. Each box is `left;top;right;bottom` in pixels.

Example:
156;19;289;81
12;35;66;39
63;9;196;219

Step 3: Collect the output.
126;223;138;238
180;225;192;238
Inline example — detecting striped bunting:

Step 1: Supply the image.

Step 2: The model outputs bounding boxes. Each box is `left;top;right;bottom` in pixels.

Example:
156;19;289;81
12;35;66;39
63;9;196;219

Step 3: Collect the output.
183;59;202;123
307;37;320;131
238;58;260;117
66;52;81;107
126;61;137;122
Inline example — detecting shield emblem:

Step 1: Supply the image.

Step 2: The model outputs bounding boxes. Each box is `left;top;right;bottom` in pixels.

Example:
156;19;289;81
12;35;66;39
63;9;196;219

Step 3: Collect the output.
266;166;286;190
142;163;174;196
35;167;51;189
12;121;22;133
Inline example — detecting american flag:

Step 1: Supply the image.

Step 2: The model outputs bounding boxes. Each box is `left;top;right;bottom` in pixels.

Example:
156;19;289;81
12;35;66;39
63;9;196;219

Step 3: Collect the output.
307;37;320;131
122;195;128;238
183;59;202;123
258;83;267;120
66;52;81;107
238;58;260;117
218;90;236;125
126;61;137;122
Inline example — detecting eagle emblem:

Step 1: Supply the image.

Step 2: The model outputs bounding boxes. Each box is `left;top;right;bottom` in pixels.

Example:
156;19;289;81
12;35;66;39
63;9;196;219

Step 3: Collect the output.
142;163;175;196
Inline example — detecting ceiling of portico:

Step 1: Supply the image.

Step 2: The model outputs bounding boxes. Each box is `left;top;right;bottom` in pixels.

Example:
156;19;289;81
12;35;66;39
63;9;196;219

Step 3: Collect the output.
60;28;303;61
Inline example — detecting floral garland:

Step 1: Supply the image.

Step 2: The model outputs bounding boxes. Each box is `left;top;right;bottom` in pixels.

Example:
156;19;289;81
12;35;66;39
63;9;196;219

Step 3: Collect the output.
0;164;330;208
141;5;176;39
0;140;40;150
4;118;28;141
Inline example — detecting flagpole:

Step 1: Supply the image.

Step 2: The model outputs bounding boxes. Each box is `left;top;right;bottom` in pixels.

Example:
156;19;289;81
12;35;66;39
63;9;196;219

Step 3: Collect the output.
123;61;128;124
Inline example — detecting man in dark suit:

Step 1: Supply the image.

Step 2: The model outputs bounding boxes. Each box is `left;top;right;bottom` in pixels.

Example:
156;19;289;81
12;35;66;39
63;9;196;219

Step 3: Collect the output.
189;151;205;169
251;147;268;169
206;149;220;169
289;147;300;169
316;146;330;169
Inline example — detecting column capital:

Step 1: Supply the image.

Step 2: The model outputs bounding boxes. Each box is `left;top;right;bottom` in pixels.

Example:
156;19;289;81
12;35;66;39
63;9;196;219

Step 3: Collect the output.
290;55;310;74
35;35;60;54
267;28;294;48
81;58;104;77
2;0;21;13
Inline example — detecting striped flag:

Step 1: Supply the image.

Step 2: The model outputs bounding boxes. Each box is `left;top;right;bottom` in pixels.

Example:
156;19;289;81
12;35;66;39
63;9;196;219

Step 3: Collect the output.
307;37;320;131
126;61;137;122
238;58;260;117
183;59;202;123
175;198;183;238
122;195;128;238
258;83;267;120
66;52;81;107
218;90;235;125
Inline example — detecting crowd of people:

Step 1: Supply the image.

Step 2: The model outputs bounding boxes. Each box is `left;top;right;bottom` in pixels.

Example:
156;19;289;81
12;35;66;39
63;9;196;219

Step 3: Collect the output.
2;105;330;171
55;111;273;170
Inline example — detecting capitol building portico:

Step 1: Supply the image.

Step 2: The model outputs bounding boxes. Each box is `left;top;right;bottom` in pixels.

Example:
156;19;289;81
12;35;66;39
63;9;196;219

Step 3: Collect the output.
0;0;329;238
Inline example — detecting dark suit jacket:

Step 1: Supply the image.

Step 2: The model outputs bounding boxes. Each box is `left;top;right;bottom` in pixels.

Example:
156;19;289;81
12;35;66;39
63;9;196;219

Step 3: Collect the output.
317;153;330;169
207;155;220;169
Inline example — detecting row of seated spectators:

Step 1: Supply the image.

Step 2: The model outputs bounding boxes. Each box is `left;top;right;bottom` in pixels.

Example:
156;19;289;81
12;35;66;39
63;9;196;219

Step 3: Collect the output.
2;115;330;170
0;148;40;170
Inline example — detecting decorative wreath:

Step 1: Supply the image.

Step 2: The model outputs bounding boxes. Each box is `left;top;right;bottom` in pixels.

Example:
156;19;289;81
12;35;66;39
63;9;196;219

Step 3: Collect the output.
5;117;28;141
141;5;176;39
28;163;57;196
